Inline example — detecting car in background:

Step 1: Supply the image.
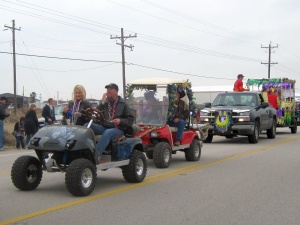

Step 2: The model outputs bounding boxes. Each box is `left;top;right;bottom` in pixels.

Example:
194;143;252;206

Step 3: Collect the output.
38;104;66;128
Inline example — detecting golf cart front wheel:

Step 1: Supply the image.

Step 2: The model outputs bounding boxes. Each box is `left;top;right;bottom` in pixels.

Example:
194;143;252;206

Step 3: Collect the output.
153;142;172;168
11;155;43;191
65;158;97;196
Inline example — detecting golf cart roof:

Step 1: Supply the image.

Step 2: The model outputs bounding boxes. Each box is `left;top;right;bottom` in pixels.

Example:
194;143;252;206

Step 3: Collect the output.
128;78;187;86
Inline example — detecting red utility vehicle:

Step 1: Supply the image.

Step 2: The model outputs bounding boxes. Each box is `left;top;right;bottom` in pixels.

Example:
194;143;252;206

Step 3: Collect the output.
126;78;205;168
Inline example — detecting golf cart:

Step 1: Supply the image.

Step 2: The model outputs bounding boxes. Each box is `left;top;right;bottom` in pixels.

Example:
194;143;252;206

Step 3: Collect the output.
11;108;147;196
126;78;205;168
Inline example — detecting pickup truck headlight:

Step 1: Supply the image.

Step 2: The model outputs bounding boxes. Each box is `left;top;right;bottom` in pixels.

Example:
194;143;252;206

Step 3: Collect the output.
200;111;211;122
237;111;250;122
238;111;250;116
200;111;209;116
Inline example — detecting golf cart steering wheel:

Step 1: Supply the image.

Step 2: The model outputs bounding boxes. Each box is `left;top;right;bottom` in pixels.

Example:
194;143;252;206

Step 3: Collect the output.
84;108;106;124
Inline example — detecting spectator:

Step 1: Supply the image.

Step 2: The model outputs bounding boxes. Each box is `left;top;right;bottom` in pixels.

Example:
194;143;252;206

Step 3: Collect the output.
13;116;26;149
0;96;11;151
63;85;91;125
233;74;250;92
24;103;39;145
85;83;134;163
42;98;56;126
167;89;190;146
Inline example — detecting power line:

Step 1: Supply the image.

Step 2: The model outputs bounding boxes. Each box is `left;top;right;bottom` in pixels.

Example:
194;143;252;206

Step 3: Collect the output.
139;0;267;43
127;63;236;81
106;0;261;44
17;33;52;97
136;39;263;62
3;0;120;32
16;43;119;54
0;1;265;63
0;51;121;63
0;50;236;81
17;62;117;72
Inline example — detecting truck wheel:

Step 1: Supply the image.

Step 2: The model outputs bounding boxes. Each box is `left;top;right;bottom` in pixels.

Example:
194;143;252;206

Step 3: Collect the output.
185;139;201;161
290;118;297;134
65;159;96;196
248;121;259;143
267;119;276;139
122;151;147;183
11;156;43;191
153;142;172;168
145;151;153;159
203;134;213;143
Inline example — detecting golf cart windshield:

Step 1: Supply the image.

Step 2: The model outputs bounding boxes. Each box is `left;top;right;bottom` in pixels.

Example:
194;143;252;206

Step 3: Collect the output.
127;85;169;125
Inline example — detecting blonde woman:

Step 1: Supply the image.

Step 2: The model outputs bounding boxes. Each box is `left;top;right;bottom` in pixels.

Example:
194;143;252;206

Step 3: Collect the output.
63;85;91;125
24;103;39;145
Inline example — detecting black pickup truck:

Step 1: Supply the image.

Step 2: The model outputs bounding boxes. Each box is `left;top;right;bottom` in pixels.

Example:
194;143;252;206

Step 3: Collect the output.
199;91;277;144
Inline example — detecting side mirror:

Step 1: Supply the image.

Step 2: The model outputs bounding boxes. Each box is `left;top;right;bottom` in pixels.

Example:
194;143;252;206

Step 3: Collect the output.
204;102;211;108
261;102;269;108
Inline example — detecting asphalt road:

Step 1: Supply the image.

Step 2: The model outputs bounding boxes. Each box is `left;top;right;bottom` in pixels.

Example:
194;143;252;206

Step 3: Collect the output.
0;128;300;225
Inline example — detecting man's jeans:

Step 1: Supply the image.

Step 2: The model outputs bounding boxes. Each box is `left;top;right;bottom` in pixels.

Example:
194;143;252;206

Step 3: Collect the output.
0;120;4;148
26;134;34;145
86;123;124;157
167;119;185;140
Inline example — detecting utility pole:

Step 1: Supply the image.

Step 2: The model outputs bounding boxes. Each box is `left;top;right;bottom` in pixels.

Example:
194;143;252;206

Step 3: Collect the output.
4;20;21;115
110;28;137;98
261;42;278;79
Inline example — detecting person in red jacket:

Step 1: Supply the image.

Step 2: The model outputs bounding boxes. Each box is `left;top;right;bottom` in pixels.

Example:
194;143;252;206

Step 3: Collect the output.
267;86;279;109
233;74;250;92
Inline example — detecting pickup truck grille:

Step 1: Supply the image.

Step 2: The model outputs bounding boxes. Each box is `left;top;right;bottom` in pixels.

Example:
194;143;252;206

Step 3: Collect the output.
206;111;239;124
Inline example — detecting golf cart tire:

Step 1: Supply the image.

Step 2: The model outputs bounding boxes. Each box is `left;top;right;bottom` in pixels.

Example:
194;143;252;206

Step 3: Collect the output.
203;134;213;143
11;155;43;191
145;151;154;159
65;158;97;196
153;142;172;168
185;139;201;161
122;151;147;183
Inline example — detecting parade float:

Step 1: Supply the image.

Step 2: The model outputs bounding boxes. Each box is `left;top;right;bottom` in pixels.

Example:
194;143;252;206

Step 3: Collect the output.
246;78;298;133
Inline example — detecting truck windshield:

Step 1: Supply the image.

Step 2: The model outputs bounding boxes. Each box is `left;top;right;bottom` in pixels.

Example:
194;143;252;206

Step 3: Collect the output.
212;93;257;107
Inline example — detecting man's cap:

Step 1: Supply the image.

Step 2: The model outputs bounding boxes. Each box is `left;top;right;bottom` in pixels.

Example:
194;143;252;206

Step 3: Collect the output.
105;83;119;91
237;74;244;78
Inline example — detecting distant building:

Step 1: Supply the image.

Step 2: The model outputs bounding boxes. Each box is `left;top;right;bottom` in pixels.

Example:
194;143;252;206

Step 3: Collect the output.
0;93;29;108
192;86;233;104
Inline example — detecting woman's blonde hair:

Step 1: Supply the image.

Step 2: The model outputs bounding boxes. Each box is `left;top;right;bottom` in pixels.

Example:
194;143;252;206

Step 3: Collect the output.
72;85;86;102
29;103;36;109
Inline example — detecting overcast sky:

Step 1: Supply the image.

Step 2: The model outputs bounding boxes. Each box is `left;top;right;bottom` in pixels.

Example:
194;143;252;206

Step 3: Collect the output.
1;0;299;101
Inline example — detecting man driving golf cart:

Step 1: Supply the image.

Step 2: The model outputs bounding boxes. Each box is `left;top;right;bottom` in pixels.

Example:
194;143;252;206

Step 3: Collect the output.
85;83;134;163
